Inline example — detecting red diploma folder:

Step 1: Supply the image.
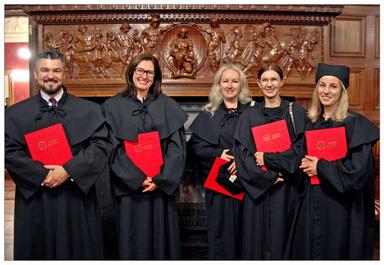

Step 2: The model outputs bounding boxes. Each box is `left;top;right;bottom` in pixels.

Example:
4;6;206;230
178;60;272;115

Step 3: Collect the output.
24;123;73;165
204;157;245;201
124;131;163;178
251;119;291;170
305;127;347;185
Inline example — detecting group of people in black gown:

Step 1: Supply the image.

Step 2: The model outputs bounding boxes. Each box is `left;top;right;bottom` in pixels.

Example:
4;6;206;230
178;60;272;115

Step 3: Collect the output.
5;48;379;260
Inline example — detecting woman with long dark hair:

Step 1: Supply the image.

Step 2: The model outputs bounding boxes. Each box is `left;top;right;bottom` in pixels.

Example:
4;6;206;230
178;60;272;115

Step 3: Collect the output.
102;54;187;259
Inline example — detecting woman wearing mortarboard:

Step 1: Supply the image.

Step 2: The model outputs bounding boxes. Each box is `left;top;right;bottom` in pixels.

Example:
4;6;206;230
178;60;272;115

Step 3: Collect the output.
288;63;379;259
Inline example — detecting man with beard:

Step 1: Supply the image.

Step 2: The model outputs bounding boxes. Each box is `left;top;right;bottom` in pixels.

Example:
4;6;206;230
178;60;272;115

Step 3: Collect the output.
5;49;113;259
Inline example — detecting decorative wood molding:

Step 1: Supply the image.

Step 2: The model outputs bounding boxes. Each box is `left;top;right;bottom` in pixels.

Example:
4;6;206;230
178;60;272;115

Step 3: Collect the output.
6;4;343;97
16;5;344;25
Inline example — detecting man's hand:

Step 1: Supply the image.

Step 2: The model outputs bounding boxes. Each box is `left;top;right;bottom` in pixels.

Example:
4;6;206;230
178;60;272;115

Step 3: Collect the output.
43;165;70;188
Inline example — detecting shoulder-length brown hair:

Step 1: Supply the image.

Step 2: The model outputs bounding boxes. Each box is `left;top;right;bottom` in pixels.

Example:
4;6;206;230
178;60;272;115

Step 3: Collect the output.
124;53;162;98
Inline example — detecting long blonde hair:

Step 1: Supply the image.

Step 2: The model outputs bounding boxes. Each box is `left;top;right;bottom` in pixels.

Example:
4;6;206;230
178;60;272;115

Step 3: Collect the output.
308;80;349;123
203;64;252;115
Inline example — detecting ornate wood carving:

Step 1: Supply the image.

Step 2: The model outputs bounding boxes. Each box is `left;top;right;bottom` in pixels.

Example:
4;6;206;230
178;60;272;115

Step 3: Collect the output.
10;4;343;96
41;21;323;80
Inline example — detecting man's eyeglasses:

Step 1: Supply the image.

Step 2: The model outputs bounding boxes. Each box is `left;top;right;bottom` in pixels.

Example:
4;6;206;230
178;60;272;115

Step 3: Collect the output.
134;68;155;78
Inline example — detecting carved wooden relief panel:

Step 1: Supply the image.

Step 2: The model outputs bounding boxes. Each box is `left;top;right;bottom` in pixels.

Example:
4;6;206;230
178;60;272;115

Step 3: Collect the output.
18;4;344;96
42;21;323;80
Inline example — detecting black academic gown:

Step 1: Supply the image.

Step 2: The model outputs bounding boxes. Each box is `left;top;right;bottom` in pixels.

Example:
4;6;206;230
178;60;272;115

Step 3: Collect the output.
233;99;307;259
188;103;248;259
102;93;187;260
288;112;379;260
5;88;112;260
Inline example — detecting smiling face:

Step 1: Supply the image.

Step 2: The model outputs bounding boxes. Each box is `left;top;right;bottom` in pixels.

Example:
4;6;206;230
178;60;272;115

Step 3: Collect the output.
257;69;283;100
317;75;342;109
219;69;241;102
133;60;155;95
34;58;64;96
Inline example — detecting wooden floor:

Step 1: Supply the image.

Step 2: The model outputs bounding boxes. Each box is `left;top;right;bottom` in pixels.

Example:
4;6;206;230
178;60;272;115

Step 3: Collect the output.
4;177;380;260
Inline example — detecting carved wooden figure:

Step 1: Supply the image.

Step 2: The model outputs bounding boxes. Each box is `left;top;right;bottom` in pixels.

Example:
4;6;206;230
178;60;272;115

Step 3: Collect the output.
116;23;133;66
193;18;226;73
140;14;175;58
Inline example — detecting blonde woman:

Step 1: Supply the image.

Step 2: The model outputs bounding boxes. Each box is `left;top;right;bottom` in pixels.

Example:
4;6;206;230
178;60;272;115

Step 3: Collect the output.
188;64;252;259
291;63;379;259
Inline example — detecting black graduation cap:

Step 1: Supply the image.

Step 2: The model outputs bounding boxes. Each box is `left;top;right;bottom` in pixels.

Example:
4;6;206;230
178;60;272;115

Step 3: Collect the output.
315;63;350;89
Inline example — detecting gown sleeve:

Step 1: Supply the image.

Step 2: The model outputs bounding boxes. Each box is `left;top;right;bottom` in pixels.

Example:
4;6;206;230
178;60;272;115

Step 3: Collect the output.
263;103;307;179
188;133;223;159
263;136;304;178
109;136;148;193
234;138;279;200
316;143;375;194
152;127;187;195
233;108;279;200
5;131;48;200
63;123;113;195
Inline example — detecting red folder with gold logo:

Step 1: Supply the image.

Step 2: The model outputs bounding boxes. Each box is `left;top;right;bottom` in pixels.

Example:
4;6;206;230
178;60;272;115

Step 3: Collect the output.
124;131;163;178
204;157;245;201
251;119;291;170
24;123;73;165
305;127;347;185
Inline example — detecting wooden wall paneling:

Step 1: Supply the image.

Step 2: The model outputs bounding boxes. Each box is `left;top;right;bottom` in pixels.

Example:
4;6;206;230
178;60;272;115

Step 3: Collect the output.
373;139;380;167
331;16;366;58
374;16;380;59
373;139;380;201
373;68;380;110
347;67;364;110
